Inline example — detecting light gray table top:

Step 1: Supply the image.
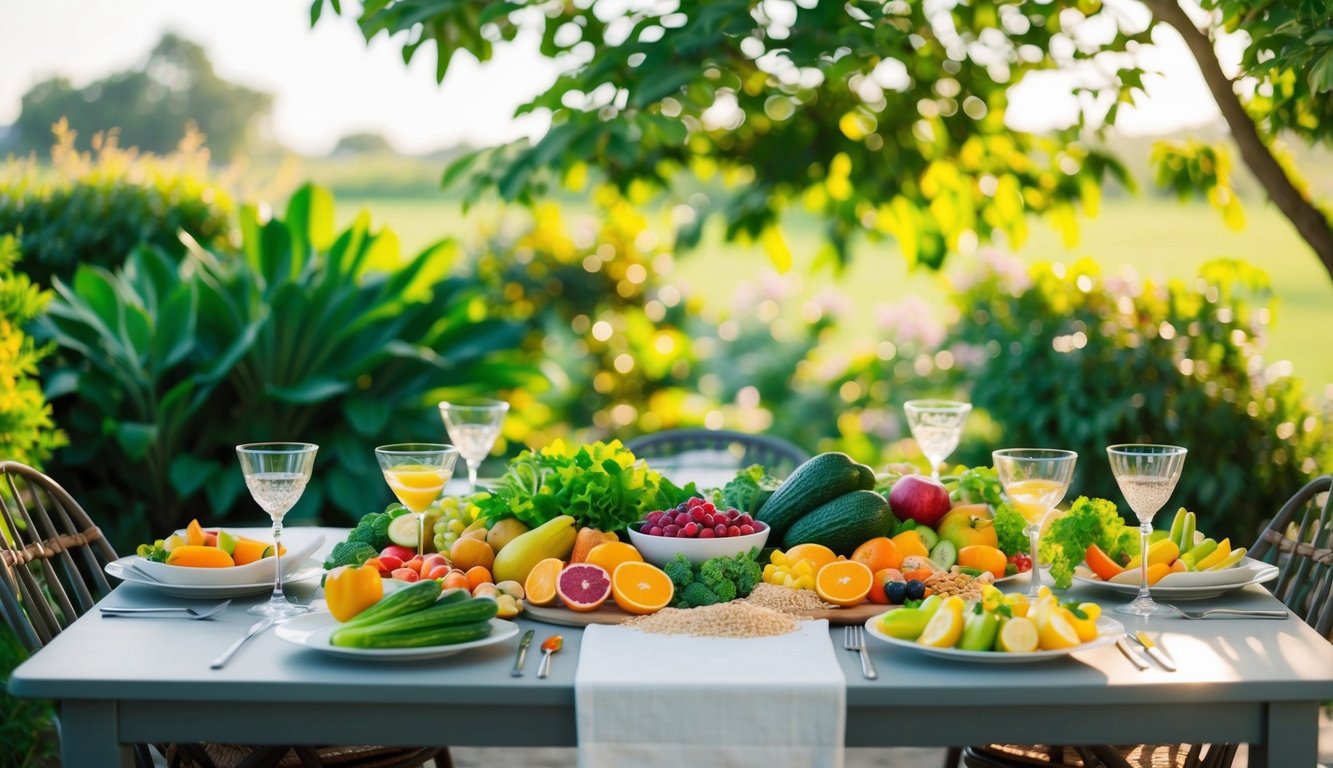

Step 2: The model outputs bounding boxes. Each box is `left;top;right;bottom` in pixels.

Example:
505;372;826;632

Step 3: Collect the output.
10;526;1333;760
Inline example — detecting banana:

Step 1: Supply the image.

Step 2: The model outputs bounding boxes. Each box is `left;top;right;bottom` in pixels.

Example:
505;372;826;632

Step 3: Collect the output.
1178;538;1217;571
1194;538;1232;571
1206;546;1247;571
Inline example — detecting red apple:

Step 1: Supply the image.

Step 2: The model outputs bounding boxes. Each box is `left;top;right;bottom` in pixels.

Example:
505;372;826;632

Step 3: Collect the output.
377;555;404;573
936;503;999;551
888;475;952;528
421;553;449;573
380;544;415;562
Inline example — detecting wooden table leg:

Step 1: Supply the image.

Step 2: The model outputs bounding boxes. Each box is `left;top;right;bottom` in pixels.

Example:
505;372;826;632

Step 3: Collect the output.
1249;700;1318;768
61;700;133;768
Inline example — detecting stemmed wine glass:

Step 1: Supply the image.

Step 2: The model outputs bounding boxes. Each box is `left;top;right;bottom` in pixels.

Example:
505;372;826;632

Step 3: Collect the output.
993;448;1078;599
236;442;319;618
438;399;509;493
375;443;459;558
904;400;972;480
1108;444;1188;617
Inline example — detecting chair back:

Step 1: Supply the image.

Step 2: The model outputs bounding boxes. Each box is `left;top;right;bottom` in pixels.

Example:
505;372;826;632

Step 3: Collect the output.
625;429;811;479
0;461;119;653
1248;474;1333;637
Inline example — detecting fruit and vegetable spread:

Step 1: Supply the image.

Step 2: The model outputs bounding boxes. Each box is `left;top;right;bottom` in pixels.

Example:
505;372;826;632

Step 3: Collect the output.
290;445;1252;651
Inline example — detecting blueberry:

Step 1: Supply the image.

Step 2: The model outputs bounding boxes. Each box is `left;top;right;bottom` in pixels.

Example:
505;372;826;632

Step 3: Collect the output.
885;581;908;604
905;579;926;601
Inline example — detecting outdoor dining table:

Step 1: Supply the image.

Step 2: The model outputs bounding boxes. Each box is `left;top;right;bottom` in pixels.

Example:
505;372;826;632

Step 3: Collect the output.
9;526;1333;767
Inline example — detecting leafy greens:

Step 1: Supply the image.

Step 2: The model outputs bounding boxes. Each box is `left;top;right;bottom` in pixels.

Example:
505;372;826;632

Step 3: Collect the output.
473;440;696;533
1039;496;1137;588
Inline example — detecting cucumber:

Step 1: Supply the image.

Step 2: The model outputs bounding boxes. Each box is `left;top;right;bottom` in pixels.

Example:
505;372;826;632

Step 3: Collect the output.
330;597;499;647
757;453;876;539
338;578;444;629
781;490;895;555
332;619;495;649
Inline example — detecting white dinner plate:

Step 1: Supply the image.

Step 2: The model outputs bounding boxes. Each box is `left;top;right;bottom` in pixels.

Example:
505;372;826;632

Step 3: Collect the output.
106;557;323;598
864;613;1124;663
1072;557;1278;600
275;613;520;661
994;565;1048;586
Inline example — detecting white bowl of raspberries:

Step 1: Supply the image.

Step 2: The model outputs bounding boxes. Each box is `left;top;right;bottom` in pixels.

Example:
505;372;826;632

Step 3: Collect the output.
627;496;770;566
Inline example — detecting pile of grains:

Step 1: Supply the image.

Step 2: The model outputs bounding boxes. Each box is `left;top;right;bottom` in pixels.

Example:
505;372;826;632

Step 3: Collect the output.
745;582;834;614
625;601;799;638
923;570;992;601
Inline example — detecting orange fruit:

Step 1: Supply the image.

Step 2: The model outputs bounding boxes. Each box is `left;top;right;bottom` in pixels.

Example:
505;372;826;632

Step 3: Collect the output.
231;537;270;566
610;561;675;615
450;537;495;572
440;569;470;591
186;519;206;547
584;541;643;576
851;537;903;573
957;545;1007;579
571;527;617;563
465;565;493;591
165;545;234;568
784;543;838;571
890;530;930;559
814;560;874;607
523;557;565;607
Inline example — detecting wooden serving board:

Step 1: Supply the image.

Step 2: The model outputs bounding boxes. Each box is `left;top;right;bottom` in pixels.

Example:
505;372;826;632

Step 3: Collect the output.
524;601;894;627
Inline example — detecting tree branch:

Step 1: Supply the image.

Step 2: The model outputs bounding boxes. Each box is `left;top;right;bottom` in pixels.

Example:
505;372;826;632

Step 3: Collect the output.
1146;0;1333;281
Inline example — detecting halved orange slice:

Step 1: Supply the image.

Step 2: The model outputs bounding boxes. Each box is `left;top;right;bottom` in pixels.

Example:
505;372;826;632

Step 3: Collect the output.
814;560;873;607
611;561;674;615
523;557;565;607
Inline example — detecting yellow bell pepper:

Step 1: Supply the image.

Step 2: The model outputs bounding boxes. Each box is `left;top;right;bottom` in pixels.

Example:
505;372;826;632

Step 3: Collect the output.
326;564;384;622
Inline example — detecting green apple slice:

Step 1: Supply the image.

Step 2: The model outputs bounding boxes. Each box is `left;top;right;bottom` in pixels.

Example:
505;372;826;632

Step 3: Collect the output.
216;530;239;555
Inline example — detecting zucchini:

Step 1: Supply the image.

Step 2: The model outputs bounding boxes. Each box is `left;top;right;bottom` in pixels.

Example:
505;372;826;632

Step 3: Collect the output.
338;578;444;629
332;620;495;649
781;490;895;555
756;453;876;539
330;597;500;647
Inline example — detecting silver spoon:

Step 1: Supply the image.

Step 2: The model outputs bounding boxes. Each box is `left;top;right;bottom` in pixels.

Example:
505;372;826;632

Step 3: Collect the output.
100;600;232;620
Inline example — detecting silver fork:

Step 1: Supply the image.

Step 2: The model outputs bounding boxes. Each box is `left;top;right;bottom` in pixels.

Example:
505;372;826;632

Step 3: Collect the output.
843;625;877;679
100;600;232;620
1159;603;1287;620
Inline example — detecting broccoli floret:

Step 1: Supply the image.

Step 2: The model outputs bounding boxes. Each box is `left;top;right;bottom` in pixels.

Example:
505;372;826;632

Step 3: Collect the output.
679;581;722;608
664;554;695;591
346;512;392;549
725;551;763;597
323;541;377;570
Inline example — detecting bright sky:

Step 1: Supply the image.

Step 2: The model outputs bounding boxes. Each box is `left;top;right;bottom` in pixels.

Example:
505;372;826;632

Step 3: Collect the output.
0;0;1226;156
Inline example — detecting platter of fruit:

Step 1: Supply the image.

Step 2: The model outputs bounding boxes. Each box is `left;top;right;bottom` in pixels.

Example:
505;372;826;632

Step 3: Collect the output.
864;587;1123;663
109;520;323;597
1073;509;1278;600
276;580;520;661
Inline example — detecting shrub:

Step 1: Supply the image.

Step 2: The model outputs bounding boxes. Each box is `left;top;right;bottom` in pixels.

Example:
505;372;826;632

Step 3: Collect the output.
943;253;1329;537
0;625;57;768
0;235;64;468
0;121;232;287
37;185;532;546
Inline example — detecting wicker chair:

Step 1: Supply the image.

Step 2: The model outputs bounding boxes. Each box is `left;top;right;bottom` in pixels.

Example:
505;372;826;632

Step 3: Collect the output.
0;460;450;768
625;429;810;478
958;474;1333;768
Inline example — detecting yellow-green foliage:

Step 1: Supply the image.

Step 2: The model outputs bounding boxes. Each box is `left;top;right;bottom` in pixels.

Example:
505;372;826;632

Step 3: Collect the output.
0;235;64;467
0;119;233;287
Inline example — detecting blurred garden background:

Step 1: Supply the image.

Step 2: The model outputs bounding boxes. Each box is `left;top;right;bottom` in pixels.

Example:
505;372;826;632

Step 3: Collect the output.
2;0;1330;554
2;1;1332;761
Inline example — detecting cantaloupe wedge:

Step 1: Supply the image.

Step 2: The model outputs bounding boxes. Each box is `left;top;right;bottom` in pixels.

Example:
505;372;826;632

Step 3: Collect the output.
165;545;235;568
232;538;270;566
186;519;206;547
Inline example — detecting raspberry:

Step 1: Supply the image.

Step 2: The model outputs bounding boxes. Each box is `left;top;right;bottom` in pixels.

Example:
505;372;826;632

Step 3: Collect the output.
664;524;681;537
699;528;716;538
674;512;690;527
739;524;754;535
683;522;699;537
640;523;653;534
736;514;753;527
727;525;741;537
649;526;664;536
714;524;727;537
690;508;707;523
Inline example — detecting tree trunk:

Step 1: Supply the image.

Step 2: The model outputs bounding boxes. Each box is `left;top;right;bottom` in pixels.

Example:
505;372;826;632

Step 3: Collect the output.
1147;0;1333;282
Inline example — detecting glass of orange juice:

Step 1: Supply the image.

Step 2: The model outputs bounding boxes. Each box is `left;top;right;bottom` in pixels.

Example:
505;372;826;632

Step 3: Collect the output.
374;443;459;558
993;448;1078;599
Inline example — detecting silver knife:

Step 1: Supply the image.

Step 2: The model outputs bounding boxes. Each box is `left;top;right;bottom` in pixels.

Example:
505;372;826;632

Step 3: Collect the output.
1116;636;1150;670
210;617;275;670
511;629;535;677
1133;630;1177;672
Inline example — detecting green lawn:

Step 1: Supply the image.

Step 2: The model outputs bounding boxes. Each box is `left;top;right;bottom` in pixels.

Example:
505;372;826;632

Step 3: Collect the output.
335;195;1333;396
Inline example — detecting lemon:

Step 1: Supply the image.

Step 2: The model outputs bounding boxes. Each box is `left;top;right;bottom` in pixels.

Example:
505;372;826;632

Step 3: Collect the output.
917;596;966;648
1065;602;1102;642
1034;608;1081;650
1004;592;1030;618
980;585;1004;612
997;616;1039;652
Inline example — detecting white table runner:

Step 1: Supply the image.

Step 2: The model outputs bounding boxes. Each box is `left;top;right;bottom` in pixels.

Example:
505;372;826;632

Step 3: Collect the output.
575;619;846;768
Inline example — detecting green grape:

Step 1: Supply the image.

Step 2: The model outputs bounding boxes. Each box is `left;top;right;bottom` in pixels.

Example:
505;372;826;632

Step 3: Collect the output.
431;497;476;552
